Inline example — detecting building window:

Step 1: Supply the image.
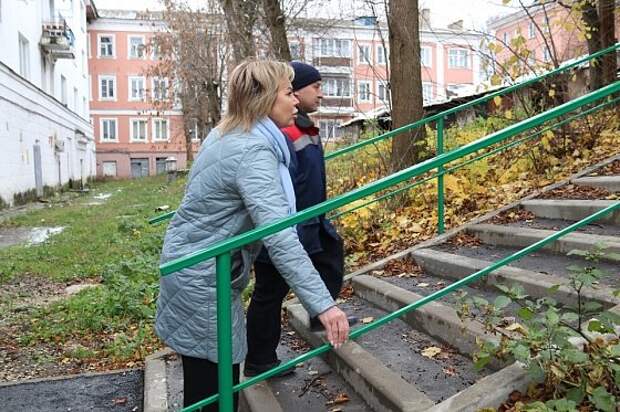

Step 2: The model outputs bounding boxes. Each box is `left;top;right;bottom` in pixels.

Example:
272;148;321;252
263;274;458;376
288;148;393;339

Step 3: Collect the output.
313;38;351;57
18;33;30;79
98;34;114;58
102;161;117;177
152;77;169;101
357;80;371;102
128;36;146;59
448;48;469;68
420;46;431;67
82;96;87;116
152;118;169;141
155;157;168;174
100;118;117;142
528;22;536;39
99;75;116;100
358;44;371;64
290;42;301;60
130;118;148;142
323;78;351;97
422;82;433;103
128;76;145;101
503;31;509;45
543;47;551;63
319;119;342;139
61;75;67;105
544;15;551;32
377;82;390;103
81;49;86;73
73;87;78;111
377;45;387;64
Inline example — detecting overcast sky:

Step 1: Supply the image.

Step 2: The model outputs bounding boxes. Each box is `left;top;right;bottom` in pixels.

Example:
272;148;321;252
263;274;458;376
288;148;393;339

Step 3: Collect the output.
95;0;520;30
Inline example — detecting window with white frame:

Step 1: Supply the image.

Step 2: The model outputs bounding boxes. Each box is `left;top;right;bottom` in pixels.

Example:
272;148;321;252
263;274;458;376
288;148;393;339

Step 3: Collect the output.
152;77;169;101
73;87;78;111
128;36;146;59
87;34;91;58
319;119;342;139
290;42;301;60
528;22;536;39
98;34;114;57
323;78;351;97
377;45;387;64
420;46;431;67
357;80;371;102
152;118;169;141
503;31;509;45
358;44;371;64
130;119;148;142
100;118;117;142
377;82;390;103
543;47;551;62
422;82;433;103
543;15;551;32
99;75;116;100
128;76;145;101
313;38;351;57
18;33;30;79
448;48;469;68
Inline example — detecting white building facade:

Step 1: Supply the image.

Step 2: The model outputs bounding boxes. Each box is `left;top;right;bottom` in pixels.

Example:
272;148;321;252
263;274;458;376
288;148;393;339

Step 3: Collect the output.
0;0;96;207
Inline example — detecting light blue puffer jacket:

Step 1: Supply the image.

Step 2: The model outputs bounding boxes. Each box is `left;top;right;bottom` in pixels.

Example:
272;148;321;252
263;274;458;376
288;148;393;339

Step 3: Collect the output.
155;127;335;362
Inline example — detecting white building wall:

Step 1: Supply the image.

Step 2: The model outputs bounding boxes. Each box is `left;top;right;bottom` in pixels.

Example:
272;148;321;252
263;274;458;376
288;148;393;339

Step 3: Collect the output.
0;0;95;206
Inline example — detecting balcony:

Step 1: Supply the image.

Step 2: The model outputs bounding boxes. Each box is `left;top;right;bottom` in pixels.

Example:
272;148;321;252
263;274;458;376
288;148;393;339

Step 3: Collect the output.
40;19;75;60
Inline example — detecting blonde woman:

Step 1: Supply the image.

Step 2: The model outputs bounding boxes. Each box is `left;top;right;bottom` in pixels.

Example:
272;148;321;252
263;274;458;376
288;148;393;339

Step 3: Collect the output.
155;60;350;412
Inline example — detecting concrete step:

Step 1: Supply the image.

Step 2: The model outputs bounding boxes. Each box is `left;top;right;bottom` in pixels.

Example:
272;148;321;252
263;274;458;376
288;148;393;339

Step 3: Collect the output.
521;199;620;224
572;175;620;192
351;275;501;369
466;223;620;261
410;248;619;309
287;303;435;412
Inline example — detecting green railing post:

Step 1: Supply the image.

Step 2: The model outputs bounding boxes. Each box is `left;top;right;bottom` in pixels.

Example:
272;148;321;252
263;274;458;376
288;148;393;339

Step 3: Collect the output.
436;116;445;234
216;252;234;412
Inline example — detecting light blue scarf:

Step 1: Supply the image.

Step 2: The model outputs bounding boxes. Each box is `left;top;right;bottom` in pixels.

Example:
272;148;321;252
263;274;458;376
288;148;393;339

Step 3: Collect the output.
252;117;296;215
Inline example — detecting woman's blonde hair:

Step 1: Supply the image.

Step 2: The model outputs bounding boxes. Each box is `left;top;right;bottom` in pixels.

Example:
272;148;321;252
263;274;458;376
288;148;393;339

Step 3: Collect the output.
218;60;294;133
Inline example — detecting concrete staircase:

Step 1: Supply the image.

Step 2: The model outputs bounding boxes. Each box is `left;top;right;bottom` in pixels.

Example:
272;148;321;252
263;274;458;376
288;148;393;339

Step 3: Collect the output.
145;157;619;412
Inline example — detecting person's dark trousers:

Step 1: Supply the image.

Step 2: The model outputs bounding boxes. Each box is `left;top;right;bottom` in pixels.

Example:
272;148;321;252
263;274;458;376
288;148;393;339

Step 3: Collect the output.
181;355;240;412
245;229;344;366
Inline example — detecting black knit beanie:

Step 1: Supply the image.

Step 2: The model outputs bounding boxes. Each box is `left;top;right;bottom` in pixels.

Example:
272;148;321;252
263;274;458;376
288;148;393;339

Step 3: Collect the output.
291;61;322;91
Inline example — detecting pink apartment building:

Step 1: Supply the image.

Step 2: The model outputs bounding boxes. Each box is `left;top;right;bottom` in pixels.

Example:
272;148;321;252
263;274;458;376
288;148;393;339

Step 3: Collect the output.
88;10;194;178
488;3;620;71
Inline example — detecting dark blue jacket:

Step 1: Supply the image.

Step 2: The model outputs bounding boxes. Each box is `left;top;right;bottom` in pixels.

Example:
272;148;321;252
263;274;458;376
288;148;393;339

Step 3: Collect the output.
256;112;340;262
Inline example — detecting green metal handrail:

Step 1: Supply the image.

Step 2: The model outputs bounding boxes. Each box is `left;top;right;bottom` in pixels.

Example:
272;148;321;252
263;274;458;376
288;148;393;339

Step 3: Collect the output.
161;83;619;412
147;43;620;227
183;202;619;411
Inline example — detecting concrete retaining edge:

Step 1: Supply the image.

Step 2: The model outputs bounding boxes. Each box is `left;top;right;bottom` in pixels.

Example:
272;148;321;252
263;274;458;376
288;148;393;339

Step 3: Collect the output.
521;199;620;224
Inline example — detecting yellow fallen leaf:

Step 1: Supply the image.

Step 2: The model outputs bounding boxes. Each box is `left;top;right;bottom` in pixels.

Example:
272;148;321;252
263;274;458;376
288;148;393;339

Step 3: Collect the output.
361;317;374;324
421;346;442;358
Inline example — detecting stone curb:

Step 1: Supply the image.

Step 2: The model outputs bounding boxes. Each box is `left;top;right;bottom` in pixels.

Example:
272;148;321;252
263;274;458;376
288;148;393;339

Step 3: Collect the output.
411;249;620;309
0;367;140;389
425;362;530;412
287;303;434;412
572;176;620;192
466;223;620;259
144;348;173;412
238;377;283;412
521;199;620;224
351;275;502;370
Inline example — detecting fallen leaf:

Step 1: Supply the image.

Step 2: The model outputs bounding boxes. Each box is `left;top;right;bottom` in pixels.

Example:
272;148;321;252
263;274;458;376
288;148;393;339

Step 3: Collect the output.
333;393;350;404
112;397;127;405
421;346;442;358
417;283;430;288
361;317;374;324
442;366;457;376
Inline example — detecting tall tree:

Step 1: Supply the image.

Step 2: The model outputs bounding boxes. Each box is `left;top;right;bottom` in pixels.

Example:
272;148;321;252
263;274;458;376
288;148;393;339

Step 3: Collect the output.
387;0;427;171
262;0;292;60
218;0;258;64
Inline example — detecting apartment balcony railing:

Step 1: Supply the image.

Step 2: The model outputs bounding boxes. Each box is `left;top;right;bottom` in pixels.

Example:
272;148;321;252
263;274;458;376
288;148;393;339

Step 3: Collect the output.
40;19;75;60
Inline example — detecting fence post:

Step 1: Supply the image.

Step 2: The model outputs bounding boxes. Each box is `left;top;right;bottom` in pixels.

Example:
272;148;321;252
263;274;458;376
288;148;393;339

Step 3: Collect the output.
216;252;234;412
437;116;445;234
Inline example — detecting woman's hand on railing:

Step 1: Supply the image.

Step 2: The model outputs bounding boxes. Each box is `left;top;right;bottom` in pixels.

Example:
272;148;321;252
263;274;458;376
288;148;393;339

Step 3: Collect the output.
318;306;350;348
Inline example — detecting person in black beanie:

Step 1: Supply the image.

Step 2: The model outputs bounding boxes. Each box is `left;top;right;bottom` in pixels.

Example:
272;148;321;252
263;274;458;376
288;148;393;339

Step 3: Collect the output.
244;61;356;377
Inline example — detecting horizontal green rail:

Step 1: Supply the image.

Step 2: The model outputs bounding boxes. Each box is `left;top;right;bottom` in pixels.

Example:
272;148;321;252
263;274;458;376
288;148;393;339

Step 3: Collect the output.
183;201;620;411
148;43;620;226
160;81;620;276
329;95;620;220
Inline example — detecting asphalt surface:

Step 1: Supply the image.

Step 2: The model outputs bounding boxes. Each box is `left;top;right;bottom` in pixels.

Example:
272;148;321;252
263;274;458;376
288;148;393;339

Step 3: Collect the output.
0;369;143;412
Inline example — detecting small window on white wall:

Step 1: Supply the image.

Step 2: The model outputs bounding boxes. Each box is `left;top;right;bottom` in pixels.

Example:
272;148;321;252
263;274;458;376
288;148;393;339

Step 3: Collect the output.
18;33;30;79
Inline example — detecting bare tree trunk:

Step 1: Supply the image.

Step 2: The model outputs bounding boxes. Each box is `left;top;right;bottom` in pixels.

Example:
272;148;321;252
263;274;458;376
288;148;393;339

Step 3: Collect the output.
582;0;604;90
387;0;427;172
218;0;257;64
598;0;616;85
261;0;291;60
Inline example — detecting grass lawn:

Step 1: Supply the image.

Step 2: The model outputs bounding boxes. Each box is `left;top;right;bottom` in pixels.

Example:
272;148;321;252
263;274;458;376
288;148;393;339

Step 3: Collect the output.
0;175;185;380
